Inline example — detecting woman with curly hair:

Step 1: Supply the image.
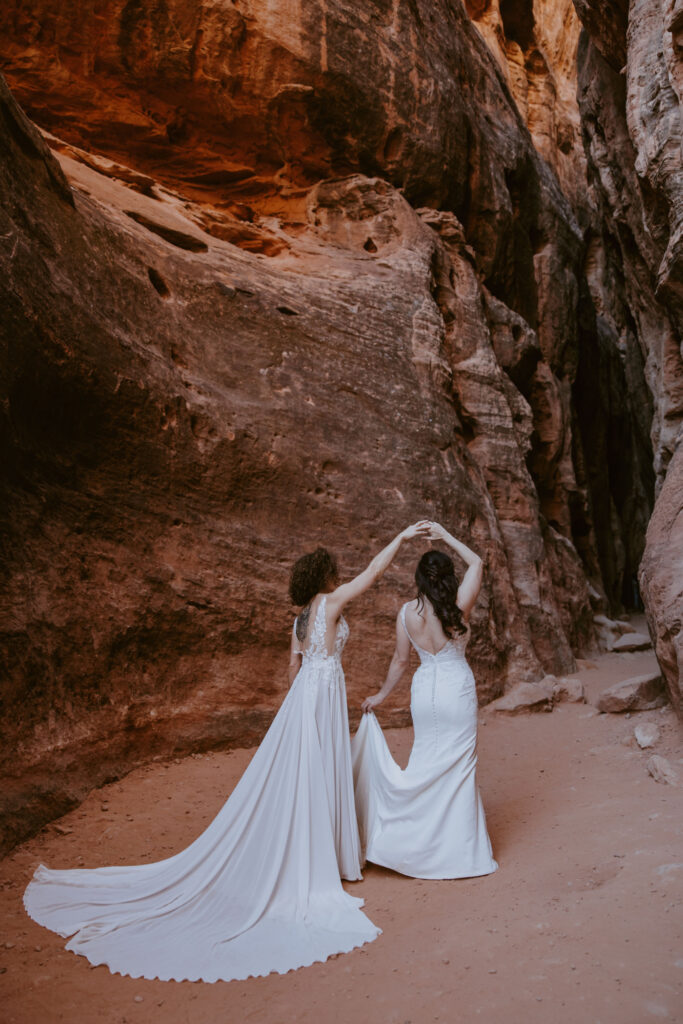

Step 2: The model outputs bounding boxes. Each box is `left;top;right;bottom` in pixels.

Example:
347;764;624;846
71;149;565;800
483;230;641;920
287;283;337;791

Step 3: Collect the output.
352;521;498;880
25;520;430;983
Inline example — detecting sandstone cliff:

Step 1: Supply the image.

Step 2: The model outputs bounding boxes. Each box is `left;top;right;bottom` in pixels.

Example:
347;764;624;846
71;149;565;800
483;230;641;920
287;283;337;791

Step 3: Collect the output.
573;0;683;715
0;0;675;853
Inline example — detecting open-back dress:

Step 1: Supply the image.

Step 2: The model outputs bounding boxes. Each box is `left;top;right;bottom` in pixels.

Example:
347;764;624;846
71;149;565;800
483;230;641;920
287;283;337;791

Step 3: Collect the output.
352;603;497;880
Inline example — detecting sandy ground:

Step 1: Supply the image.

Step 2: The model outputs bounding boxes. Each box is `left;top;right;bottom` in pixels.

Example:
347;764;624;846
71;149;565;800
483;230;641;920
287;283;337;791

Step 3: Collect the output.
1;646;682;1024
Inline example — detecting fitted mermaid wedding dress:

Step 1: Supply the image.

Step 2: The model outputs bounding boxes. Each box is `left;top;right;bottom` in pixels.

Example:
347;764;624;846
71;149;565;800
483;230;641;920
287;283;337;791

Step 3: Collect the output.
352;604;497;880
24;597;379;982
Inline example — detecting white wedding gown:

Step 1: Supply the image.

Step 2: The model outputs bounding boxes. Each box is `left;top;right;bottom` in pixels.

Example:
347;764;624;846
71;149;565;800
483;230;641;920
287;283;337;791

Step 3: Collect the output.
352;604;497;880
24;597;380;982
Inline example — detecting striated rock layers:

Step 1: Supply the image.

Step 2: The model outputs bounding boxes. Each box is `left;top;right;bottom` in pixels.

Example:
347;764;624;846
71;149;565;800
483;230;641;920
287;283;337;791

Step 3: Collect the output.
0;0;671;850
574;0;683;713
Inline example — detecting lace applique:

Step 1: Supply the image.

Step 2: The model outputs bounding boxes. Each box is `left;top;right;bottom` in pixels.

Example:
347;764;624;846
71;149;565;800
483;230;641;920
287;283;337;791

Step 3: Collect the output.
301;596;349;662
304;598;328;660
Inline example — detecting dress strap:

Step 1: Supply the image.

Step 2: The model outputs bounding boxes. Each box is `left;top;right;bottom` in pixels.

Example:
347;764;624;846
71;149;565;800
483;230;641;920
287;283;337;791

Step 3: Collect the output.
400;603;417;651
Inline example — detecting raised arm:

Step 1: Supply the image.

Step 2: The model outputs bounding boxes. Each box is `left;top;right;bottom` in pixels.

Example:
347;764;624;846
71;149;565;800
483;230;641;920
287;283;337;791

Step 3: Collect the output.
428;522;483;622
361;611;412;712
325;521;431;621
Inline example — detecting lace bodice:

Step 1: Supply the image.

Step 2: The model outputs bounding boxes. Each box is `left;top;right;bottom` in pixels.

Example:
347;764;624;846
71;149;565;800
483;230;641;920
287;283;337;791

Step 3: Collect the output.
297;595;349;662
400;603;469;664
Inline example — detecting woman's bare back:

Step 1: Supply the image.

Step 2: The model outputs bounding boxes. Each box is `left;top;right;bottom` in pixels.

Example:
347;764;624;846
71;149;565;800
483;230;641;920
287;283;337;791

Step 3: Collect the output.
403;598;452;655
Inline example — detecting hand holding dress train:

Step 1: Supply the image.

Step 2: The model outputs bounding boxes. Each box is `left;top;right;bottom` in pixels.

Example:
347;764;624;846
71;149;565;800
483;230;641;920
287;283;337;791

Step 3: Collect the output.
352;524;497;880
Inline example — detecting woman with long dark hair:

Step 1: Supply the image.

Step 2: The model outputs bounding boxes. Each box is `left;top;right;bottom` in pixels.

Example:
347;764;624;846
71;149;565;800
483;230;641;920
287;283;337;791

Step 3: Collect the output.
24;521;431;982
352;521;497;879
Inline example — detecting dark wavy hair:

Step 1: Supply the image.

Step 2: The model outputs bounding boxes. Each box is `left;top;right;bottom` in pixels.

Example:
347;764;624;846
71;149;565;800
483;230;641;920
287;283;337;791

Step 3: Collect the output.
415;550;467;637
289;547;338;607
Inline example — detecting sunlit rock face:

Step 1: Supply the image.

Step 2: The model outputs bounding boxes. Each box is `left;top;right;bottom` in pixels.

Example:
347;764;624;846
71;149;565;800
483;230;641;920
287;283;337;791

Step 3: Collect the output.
464;0;585;210
573;0;683;714
0;0;672;850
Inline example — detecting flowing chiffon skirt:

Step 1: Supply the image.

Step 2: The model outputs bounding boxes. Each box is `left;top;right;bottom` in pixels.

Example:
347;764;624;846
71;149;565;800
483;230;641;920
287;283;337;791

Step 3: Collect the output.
24;651;379;982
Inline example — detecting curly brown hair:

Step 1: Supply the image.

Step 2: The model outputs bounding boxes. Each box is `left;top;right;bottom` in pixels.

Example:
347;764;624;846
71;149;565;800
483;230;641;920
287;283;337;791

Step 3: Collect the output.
289;548;338;606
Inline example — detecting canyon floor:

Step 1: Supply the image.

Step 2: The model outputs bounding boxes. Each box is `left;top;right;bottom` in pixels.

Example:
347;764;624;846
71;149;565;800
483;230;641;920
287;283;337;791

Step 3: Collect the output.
1;641;682;1024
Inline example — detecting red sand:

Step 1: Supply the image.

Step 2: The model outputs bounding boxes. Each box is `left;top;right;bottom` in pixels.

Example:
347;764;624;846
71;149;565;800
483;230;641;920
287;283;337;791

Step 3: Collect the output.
2;647;682;1024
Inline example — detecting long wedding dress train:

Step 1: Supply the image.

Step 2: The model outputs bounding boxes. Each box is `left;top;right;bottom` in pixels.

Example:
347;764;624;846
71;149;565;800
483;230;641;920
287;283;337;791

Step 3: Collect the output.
24;597;380;982
352;604;497;880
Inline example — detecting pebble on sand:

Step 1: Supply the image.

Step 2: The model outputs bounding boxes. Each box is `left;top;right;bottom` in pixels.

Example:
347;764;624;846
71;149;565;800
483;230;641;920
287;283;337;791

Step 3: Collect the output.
634;723;661;749
646;755;679;786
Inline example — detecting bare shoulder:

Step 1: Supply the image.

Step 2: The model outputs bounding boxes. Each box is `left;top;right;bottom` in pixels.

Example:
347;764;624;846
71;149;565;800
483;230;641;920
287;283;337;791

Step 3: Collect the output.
402;598;421;627
401;598;418;615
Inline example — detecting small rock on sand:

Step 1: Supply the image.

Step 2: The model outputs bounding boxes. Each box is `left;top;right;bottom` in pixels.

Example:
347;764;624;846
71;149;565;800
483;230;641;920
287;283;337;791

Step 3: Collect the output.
593;615;637;649
552;677;585;703
634;723;661;749
647;755;678;786
611;632;652;652
485;682;554;714
597;673;667;713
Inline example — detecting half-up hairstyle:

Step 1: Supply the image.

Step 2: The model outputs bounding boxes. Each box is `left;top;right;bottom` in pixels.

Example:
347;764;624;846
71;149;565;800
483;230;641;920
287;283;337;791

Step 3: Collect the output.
415;550;467;637
289;548;338;607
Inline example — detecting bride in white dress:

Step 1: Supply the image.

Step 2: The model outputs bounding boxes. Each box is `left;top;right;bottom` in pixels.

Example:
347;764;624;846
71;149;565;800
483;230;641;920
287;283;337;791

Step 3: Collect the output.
23;522;431;982
352;522;498;880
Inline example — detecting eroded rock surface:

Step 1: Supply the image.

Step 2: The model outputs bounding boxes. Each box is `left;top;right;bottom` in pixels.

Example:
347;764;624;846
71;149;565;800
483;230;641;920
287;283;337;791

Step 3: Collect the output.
0;0;680;851
575;0;683;715
639;445;683;715
0;68;588;853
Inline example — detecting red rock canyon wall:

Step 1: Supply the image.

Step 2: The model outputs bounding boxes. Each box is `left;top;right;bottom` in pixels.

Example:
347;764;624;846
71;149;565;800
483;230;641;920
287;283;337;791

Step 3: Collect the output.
572;0;683;713
0;0;678;852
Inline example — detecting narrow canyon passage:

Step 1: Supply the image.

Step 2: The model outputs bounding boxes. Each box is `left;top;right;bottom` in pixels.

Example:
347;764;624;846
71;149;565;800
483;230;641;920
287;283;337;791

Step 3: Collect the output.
1;0;682;1017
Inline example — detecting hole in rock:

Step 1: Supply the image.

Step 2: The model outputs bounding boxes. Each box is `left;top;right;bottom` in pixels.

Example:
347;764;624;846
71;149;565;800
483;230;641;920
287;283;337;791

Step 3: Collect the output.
525;48;548;76
124;211;208;252
215;282;236;299
500;0;535;50
464;0;490;17
363;238;378;253
202;221;287;257
383;127;404;162
237;236;288;257
277;306;299;316
530;226;546;255
148;267;170;297
557;126;574;155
